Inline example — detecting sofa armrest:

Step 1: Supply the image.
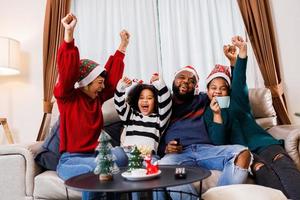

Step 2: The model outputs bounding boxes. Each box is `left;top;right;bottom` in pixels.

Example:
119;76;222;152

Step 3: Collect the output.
267;125;300;171
0;142;43;198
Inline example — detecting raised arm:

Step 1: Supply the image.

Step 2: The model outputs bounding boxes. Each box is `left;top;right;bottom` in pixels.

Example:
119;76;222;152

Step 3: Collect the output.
151;73;172;134
62;13;77;43
230;36;251;113
224;44;238;67
54;13;80;99
100;30;130;102
118;30;130;54
114;76;133;123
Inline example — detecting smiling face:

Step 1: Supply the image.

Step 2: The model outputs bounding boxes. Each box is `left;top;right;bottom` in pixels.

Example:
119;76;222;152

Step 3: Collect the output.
207;77;229;100
82;76;105;99
172;70;196;101
138;89;155;116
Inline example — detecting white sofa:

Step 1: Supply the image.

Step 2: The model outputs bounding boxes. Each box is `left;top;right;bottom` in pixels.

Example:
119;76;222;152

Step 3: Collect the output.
0;88;299;200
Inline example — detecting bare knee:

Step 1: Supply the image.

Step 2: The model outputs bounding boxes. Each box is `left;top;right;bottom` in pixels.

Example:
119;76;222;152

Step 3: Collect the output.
235;150;251;169
273;153;284;161
252;162;264;171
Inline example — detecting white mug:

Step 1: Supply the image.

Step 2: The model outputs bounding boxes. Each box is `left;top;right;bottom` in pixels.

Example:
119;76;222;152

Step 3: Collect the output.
216;96;230;108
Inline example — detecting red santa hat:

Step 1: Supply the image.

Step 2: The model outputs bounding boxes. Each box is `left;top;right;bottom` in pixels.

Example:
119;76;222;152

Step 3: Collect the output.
206;64;231;86
74;59;105;88
174;65;199;83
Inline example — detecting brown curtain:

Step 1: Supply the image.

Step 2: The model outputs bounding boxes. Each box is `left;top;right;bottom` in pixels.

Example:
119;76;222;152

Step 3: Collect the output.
37;0;71;141
237;0;291;125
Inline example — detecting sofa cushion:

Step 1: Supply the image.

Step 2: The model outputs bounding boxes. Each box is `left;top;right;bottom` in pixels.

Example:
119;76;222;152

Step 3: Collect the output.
202;184;287;200
34;170;81;200
35;119;61;170
103;97;120;126
249;88;277;129
193;170;255;194
103;121;123;147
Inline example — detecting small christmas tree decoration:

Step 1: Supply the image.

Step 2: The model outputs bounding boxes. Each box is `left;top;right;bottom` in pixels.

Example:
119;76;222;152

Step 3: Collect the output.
128;146;143;171
94;130;119;181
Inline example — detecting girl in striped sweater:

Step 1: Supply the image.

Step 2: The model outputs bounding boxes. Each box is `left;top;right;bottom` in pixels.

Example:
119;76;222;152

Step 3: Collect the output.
113;73;172;165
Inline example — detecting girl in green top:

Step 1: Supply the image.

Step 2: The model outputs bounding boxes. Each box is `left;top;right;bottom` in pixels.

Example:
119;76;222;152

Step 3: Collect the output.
204;36;300;199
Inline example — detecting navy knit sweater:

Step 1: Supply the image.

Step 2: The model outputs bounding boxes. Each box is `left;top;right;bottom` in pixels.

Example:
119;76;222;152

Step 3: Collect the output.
163;93;211;148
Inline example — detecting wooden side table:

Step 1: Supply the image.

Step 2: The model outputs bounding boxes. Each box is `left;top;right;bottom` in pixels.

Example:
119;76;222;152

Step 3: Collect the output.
0;118;15;144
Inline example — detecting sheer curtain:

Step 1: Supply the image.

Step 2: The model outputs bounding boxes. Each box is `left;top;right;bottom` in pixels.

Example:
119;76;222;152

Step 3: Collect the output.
71;0;161;83
71;0;263;90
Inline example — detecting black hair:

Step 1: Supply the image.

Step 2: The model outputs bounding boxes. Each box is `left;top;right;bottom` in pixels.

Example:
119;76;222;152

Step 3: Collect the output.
99;70;107;78
127;84;158;113
87;70;107;87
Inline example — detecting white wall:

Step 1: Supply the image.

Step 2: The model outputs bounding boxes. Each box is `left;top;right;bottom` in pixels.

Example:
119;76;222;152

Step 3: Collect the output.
0;0;299;144
270;0;300;124
0;0;46;144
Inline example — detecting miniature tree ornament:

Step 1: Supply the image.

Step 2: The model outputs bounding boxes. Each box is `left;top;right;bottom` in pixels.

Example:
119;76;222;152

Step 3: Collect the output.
127;146;143;171
94;130;119;181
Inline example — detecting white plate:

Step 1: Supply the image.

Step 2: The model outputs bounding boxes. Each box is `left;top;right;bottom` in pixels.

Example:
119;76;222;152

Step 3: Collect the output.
121;170;161;181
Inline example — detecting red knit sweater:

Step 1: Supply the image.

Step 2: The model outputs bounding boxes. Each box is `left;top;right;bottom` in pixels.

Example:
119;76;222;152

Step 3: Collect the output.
54;40;124;153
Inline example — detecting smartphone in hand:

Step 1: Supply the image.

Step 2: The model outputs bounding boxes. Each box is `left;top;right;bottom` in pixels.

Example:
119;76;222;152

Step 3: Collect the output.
174;138;181;146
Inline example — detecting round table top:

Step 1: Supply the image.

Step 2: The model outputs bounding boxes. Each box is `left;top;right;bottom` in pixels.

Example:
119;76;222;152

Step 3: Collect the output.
65;165;211;192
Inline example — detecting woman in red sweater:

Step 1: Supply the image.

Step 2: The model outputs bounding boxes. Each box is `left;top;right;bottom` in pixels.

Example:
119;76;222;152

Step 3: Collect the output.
54;13;129;200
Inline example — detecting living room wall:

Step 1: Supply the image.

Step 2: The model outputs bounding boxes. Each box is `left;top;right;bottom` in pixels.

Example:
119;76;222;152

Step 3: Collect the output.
0;0;46;143
270;0;300;124
0;0;299;144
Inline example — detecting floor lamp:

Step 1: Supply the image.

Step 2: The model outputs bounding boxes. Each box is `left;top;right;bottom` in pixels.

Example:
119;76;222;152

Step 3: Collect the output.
0;36;21;144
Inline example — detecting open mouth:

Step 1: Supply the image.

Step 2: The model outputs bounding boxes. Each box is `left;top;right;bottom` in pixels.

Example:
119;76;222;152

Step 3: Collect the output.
140;105;149;113
179;85;188;94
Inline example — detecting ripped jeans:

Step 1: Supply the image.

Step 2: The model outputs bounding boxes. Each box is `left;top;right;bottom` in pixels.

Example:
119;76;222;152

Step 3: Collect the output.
156;144;250;200
253;145;300;200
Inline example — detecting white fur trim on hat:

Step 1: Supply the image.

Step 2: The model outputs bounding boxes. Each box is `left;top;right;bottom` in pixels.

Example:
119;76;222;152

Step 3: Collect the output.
74;64;105;88
174;66;199;83
206;71;231;86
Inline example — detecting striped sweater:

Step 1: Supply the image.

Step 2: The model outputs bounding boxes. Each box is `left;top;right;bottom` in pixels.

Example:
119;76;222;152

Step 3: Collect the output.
114;79;172;153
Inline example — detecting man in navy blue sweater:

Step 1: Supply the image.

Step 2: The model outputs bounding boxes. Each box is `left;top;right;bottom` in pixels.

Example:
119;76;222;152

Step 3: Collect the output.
158;66;251;199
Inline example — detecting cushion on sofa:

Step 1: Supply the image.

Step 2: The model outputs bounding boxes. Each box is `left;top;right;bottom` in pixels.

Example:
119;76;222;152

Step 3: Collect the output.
34;170;81;200
249;88;277;129
202;184;287;200
35;118;61;170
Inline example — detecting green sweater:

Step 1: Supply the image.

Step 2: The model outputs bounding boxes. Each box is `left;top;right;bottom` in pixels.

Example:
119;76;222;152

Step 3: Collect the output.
204;57;282;153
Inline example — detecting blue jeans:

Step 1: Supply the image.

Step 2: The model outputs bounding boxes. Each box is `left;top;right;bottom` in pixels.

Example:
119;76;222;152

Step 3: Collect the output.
156;144;249;200
57;152;102;200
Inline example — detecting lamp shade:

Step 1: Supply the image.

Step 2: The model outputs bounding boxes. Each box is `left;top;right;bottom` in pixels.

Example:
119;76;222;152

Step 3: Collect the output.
0;36;21;75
